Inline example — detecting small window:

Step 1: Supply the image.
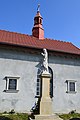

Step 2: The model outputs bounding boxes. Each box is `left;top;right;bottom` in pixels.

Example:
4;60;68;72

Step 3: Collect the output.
69;82;75;92
66;80;77;93
8;79;17;90
34;17;39;24
40;19;42;24
5;76;20;92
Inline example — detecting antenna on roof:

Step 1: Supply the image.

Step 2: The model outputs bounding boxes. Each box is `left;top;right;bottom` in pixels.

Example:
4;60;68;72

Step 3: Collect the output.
37;4;40;12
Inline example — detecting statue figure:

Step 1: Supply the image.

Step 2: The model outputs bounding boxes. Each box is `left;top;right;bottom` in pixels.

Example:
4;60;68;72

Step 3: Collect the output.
41;48;48;72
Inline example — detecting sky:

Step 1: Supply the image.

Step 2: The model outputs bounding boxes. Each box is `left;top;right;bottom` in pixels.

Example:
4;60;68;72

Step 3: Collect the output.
0;0;80;48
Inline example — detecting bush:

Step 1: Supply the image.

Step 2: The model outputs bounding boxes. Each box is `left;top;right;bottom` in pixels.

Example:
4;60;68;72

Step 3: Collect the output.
59;113;80;120
0;113;28;120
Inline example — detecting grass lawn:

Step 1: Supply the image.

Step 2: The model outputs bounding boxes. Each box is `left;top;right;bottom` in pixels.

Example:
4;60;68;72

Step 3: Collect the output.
0;113;28;120
0;112;80;120
59;113;80;120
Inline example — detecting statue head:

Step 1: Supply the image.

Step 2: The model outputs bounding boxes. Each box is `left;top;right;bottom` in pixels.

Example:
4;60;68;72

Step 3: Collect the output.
43;48;47;53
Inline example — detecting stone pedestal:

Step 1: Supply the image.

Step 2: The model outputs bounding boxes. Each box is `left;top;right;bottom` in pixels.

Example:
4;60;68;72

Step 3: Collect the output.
40;72;52;115
35;115;52;120
35;72;62;120
35;114;62;120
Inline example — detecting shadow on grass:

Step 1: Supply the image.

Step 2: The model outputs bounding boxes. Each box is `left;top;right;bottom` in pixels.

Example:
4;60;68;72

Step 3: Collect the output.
70;118;80;120
0;116;12;120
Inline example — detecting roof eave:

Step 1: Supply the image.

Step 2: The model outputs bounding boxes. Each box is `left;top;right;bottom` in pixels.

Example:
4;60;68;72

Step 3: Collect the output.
0;42;80;56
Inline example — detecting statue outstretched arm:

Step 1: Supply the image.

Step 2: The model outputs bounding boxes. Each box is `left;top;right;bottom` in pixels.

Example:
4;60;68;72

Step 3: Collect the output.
41;53;45;56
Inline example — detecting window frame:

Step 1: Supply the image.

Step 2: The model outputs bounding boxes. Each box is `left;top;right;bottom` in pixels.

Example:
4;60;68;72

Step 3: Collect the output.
36;73;41;97
66;80;77;93
5;76;20;93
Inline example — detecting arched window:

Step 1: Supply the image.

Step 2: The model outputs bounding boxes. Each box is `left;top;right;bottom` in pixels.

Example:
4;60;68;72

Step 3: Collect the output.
48;67;53;98
40;19;42;24
34;17;39;25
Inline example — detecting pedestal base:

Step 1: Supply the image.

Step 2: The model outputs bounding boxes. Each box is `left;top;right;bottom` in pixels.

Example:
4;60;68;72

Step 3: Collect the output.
35;114;62;120
40;98;52;115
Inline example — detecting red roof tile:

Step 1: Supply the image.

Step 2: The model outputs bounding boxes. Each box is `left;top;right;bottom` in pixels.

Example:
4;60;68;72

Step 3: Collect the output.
0;30;80;55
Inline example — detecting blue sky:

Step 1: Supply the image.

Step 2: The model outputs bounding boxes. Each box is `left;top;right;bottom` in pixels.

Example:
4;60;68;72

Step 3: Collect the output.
0;0;80;48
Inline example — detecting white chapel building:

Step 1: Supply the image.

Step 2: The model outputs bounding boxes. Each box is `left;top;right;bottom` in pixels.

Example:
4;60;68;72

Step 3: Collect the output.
0;8;80;114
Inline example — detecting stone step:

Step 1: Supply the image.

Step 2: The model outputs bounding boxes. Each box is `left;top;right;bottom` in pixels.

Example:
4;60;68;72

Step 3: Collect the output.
35;114;62;120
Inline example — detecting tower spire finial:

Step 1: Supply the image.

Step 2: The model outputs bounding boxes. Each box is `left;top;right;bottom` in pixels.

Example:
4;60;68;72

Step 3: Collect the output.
32;4;44;39
37;4;40;12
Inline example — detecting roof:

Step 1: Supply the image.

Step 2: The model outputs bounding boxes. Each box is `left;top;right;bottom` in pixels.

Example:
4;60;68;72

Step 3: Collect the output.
0;30;80;55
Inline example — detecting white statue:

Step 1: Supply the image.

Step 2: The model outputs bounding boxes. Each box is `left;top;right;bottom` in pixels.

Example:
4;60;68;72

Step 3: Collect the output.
41;48;48;72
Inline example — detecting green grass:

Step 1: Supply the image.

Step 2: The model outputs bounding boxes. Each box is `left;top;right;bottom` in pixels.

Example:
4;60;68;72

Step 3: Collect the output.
0;112;80;120
59;113;80;120
0;113;28;120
